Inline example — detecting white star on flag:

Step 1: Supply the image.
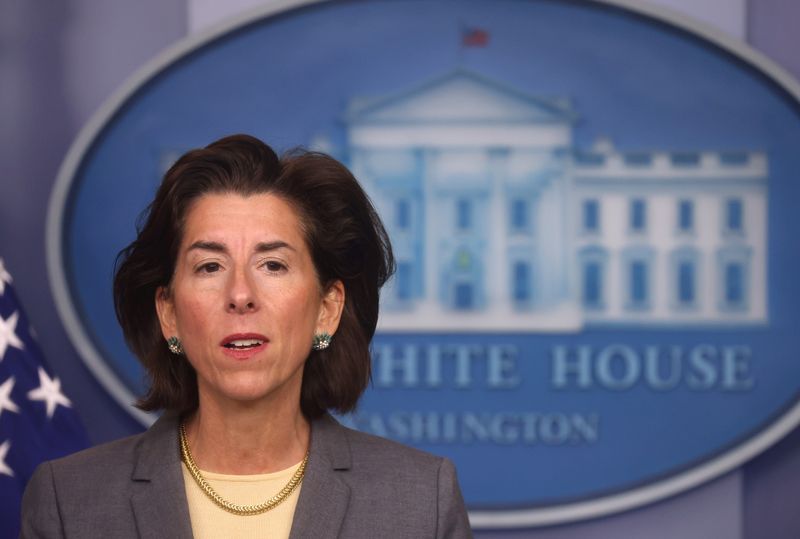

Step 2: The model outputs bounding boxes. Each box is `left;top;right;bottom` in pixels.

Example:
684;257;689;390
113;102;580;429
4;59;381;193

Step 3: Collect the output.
0;440;13;477
0;259;12;295
0;377;19;419
0;255;89;536
27;367;72;419
0;311;24;361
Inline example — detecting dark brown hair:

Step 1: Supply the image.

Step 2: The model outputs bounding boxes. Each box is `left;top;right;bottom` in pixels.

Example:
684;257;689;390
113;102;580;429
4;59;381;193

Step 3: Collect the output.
114;134;394;418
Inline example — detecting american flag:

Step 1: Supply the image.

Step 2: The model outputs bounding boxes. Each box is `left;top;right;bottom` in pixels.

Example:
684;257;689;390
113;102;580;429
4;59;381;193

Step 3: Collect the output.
462;27;490;47
0;258;88;537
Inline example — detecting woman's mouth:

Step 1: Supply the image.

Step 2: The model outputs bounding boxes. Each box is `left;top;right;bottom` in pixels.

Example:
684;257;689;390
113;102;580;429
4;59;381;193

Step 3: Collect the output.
220;334;269;357
224;339;264;349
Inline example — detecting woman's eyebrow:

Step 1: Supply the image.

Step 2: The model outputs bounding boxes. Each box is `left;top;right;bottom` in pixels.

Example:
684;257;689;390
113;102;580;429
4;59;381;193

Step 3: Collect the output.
187;240;226;253
186;240;295;254
254;241;294;253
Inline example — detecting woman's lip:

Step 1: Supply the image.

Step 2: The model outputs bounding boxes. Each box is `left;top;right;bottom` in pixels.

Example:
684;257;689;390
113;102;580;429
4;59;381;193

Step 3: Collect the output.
219;333;269;346
222;341;267;360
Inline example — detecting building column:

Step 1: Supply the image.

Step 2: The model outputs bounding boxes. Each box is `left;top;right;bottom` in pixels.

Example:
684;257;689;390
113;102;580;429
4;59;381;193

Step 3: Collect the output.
487;149;509;309
422;148;439;310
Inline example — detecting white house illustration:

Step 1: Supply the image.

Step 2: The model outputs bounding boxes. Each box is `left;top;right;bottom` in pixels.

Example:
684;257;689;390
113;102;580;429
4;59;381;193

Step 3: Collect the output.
335;70;767;331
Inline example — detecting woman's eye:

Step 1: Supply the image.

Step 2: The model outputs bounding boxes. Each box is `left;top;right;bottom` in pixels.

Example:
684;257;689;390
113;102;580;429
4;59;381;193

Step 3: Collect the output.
264;261;286;272
198;262;221;273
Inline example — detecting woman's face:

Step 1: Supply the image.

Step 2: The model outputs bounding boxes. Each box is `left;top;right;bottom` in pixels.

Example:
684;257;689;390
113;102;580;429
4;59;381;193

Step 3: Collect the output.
156;192;344;409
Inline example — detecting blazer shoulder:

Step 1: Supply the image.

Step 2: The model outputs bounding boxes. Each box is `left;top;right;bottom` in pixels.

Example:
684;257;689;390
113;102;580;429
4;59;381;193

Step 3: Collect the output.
20;433;147;538
22;415;192;539
44;410;180;482
316;416;450;487
340;421;444;468
46;431;145;477
307;416;473;538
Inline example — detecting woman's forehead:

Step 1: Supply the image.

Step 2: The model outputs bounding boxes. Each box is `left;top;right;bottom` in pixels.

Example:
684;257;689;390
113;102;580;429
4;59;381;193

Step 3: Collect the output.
181;192;306;250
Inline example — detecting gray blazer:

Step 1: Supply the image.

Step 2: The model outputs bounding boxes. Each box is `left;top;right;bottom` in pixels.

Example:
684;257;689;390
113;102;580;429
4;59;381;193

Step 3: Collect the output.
20;412;472;538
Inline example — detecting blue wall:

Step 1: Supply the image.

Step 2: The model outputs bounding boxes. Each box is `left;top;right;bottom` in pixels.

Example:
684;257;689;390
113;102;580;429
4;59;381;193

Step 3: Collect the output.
1;1;798;536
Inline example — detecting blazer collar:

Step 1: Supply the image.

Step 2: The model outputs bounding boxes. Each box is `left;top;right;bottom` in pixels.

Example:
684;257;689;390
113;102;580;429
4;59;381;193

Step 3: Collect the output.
130;411;194;539
128;412;352;539
289;414;352;539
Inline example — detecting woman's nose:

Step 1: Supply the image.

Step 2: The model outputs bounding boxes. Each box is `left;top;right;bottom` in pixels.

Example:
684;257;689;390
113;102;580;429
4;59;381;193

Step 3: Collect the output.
226;268;258;313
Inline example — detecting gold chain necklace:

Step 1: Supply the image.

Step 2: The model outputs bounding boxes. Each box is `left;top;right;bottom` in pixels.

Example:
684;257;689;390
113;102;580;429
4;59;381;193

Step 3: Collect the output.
179;422;308;516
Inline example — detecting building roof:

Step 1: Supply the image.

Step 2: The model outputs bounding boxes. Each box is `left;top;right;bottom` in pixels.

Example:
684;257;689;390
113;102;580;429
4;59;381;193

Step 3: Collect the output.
344;69;577;125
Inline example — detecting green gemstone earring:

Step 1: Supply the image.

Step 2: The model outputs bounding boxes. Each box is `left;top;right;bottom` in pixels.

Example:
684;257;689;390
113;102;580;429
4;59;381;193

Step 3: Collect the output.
311;332;332;351
167;336;184;355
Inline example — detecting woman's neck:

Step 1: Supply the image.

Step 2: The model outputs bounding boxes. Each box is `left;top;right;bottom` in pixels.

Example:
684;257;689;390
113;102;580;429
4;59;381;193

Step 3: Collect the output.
183;395;310;475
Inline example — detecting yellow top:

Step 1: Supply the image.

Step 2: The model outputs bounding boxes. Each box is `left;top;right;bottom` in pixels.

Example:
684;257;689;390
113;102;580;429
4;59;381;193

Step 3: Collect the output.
181;460;303;539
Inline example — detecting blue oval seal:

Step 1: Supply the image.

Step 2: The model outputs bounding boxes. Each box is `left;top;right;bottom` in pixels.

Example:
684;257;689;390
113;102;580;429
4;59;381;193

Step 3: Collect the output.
47;0;800;528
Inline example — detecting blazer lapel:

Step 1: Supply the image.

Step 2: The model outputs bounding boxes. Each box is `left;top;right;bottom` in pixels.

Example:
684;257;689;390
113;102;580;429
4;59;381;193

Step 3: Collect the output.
289;415;352;539
129;413;194;539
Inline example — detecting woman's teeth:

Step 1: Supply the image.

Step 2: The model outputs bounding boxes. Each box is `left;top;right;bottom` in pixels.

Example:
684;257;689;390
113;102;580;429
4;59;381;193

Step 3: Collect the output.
225;339;263;349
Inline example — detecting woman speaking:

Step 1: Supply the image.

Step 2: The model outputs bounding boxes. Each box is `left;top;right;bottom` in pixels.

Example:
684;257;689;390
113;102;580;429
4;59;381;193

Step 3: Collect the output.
21;135;471;538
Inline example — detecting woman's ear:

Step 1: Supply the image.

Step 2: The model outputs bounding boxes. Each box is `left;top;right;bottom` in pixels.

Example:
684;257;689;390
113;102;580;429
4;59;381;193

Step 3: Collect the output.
317;280;345;335
155;286;177;339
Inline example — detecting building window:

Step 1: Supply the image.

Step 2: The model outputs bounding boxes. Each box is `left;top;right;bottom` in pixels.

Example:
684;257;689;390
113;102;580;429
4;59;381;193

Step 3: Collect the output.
678;200;694;232
456;199;472;230
725;198;744;233
396;262;412;301
629;260;648;305
583;200;600;232
670;152;701;166
580;247;607;310
630;199;647;232
455;282;474;310
574;152;605;166
717;246;750;311
396;199;410;230
622;247;654;311
510;199;528;231
512;261;530;302
677;260;695;304
671;247;700;310
583;261;603;308
720;152;749;165
623;153;652;166
724;262;744;305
